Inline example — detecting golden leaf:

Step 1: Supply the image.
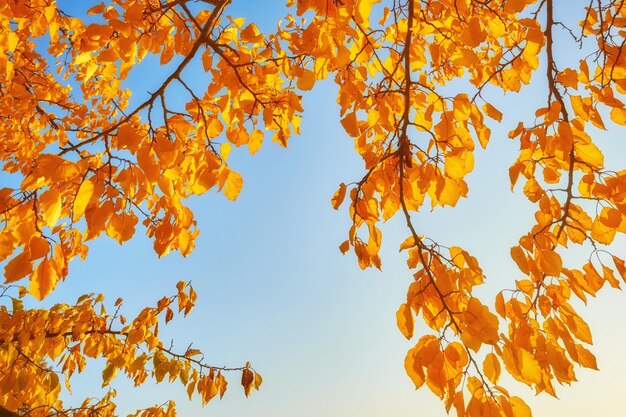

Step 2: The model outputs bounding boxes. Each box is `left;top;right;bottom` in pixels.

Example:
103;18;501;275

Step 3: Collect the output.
396;303;414;339
4;251;33;284
509;396;532;417
40;188;63;229
224;171;243;201
517;347;542;385
510;246;529;274
539;250;562;277
29;258;59;301
73;179;94;220
574;141;604;168
483;353;501;384
331;183;347;209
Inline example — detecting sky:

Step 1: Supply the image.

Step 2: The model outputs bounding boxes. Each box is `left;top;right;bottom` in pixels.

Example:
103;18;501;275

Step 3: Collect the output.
8;1;626;416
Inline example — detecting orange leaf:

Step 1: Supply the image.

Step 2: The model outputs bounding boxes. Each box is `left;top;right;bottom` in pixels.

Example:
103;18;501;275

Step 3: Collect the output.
539;250;562;277
241;368;254;397
483;102;503;122
613;256;626;282
483;353;501;384
396;303;414;339
29;258;59;300
5;251;33;283
297;70;316;91
340;112;360;137
331;183;347;209
510;246;529;274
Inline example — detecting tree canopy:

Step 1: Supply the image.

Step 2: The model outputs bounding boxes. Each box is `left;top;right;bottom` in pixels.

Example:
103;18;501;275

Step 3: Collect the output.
1;0;626;416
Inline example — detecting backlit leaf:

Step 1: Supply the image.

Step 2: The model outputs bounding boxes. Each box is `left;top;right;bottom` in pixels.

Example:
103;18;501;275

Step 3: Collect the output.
73;179;94;220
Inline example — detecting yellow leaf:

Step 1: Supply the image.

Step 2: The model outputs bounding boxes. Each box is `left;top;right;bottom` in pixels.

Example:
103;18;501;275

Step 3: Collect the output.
399;236;415;251
7;32;19;53
610;107;626;125
84;61;98;82
74;52;92;66
40;188;62;228
574;141;604;168
254;371;263;389
73;179;94;219
517;347;542;385
221;142;232;161
224;171;243;201
509;396;531;417
248;129;263;155
356;0;375;23
591;217;616;244
444;153;472;180
102;363;118;387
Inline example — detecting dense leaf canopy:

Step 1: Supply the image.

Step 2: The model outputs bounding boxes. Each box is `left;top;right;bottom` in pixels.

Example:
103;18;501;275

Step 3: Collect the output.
1;1;626;416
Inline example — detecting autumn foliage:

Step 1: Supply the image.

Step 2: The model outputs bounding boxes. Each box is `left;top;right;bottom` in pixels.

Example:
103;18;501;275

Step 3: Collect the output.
1;0;626;416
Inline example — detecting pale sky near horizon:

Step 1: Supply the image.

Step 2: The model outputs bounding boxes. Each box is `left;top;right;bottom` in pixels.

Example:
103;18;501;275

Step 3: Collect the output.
6;1;626;416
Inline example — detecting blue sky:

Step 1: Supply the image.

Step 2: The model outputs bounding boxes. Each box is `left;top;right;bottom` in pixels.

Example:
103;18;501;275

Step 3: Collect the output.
9;1;626;416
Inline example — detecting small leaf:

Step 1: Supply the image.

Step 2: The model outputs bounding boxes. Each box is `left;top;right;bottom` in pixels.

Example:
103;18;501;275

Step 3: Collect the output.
241;368;254;397
331;183;347;209
396;303;414;339
254;371;263;389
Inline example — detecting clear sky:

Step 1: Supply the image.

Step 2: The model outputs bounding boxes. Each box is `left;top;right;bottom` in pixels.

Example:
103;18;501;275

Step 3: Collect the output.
12;1;626;416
